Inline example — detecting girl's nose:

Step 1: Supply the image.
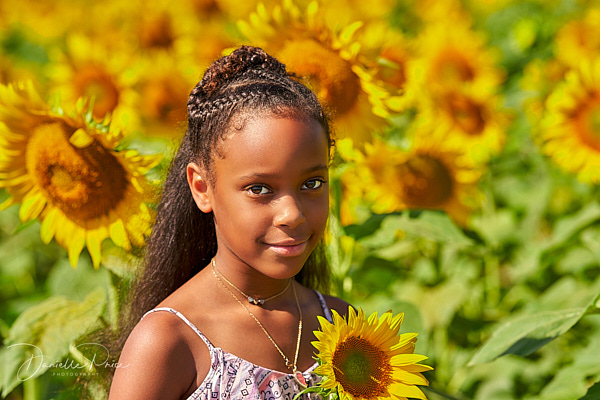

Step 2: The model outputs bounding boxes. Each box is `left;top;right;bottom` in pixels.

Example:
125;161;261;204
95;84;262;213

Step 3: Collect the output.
274;195;307;228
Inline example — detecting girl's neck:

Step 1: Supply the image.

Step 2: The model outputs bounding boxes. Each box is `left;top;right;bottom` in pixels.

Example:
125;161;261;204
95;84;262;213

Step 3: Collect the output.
211;254;294;302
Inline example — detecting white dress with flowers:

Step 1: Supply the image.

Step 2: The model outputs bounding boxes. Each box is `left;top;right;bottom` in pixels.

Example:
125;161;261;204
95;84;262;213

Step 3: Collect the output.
142;291;332;400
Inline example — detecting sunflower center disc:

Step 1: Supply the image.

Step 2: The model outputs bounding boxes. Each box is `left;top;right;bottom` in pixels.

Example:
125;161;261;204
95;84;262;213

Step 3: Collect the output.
140;13;175;50
446;93;486;136
278;39;361;116
578;100;600;151
25;120;129;221
397;155;453;208
436;49;475;84
332;336;391;398
74;64;120;119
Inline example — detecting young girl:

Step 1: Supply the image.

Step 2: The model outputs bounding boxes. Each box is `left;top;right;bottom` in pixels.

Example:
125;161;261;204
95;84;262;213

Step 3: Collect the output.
108;45;349;399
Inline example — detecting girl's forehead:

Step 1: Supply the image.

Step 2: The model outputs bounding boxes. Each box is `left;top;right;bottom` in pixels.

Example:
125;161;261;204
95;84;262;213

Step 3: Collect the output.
212;115;329;175
218;113;327;153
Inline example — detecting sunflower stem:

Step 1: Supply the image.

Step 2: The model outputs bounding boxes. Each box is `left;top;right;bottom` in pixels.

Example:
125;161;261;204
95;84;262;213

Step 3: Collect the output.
484;252;500;309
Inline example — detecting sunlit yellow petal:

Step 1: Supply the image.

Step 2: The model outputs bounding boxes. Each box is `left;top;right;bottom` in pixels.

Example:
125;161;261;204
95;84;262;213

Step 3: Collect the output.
87;227;108;269
312;306;432;399
40;207;60;244
341;136;483;227
238;1;399;147
539;58;600;183
0;81;160;269
19;191;46;222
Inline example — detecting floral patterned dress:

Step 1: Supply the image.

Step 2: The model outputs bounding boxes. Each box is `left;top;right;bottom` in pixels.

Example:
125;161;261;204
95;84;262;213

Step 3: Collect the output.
142;291;332;399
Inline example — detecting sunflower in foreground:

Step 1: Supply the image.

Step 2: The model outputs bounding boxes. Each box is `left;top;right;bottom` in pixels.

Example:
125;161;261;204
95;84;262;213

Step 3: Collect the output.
539;59;600;184
0;81;161;268
298;307;432;400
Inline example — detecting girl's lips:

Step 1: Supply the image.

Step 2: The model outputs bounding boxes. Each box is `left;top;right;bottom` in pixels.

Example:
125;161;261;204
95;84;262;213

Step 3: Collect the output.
266;240;309;256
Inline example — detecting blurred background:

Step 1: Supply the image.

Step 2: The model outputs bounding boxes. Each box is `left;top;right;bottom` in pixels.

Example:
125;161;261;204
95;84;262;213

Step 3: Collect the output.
1;0;599;399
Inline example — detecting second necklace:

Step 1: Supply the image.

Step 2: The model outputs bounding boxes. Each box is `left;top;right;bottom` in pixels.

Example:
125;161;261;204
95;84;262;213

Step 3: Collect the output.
212;260;291;306
211;259;305;387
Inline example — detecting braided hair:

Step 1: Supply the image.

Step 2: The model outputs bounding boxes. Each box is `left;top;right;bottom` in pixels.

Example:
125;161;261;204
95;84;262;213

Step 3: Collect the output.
127;46;333;330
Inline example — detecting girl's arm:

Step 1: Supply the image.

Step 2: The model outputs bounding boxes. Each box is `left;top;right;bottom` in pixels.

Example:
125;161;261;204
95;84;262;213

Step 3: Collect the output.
108;312;209;400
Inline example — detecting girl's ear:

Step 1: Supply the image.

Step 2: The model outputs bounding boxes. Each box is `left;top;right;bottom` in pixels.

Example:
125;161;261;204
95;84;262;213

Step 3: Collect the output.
186;162;213;213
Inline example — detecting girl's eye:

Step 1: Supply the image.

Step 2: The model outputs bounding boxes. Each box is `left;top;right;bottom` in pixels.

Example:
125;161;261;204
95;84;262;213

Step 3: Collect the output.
302;179;325;190
247;185;271;195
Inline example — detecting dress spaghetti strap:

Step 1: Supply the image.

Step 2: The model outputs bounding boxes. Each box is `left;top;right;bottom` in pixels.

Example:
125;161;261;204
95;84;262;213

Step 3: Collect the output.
142;290;333;344
141;290;333;399
142;307;215;351
314;290;333;322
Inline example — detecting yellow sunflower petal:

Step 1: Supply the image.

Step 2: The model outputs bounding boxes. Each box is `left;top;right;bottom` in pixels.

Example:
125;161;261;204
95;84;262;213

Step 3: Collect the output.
19;191;46;221
87;227;108;269
109;218;129;249
388;382;429;400
539;58;600;183
391;368;430;385
69;128;95;148
66;224;86;268
40;207;60;244
390;353;429;366
238;1;397;146
312;307;432;399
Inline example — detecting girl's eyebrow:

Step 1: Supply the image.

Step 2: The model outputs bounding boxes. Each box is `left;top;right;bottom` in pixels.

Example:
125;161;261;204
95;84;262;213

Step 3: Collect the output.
237;164;329;181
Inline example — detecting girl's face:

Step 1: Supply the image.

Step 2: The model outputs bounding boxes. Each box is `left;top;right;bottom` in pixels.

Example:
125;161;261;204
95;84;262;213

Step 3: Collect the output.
188;114;330;279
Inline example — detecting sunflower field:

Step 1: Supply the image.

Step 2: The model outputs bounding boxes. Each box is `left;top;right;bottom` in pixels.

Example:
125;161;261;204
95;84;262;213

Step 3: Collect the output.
1;0;600;399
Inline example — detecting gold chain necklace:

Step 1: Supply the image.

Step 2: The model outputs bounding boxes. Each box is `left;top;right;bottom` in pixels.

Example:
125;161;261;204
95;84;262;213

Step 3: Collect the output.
211;259;306;388
212;259;291;306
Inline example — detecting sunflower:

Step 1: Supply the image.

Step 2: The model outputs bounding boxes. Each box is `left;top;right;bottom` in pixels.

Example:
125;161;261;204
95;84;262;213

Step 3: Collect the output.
554;8;600;68
309;307;432;400
539;59;600;184
0;81;161;268
47;34;139;128
415;86;508;164
340;136;482;226
238;0;401;146
408;20;503;98
312;0;398;28
520;58;569;121
134;53;194;138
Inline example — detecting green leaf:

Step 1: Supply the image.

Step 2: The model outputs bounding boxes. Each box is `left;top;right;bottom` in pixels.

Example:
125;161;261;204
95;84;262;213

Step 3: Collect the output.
468;308;584;365
468;294;600;366
534;334;600;400
362;211;472;250
544;202;600;251
398;211;473;246
468;292;600;365
1;288;106;396
578;381;600;400
46;258;111;301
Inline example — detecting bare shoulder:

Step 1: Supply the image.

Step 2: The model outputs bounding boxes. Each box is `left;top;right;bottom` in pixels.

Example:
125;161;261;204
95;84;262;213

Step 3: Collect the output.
321;294;352;316
109;310;206;400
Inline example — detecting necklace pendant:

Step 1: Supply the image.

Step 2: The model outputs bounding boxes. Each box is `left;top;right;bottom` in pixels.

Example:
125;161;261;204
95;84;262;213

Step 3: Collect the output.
248;296;265;306
293;370;307;389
